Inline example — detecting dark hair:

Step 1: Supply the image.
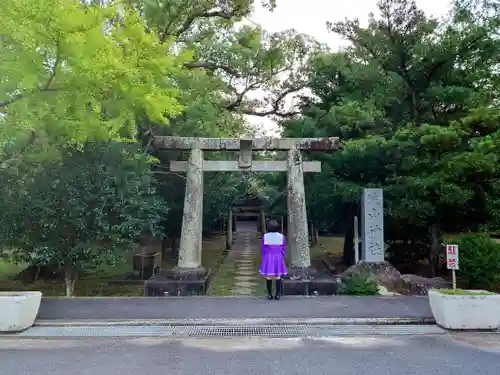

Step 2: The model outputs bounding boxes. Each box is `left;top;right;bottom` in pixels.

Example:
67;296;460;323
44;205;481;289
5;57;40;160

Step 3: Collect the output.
266;219;280;233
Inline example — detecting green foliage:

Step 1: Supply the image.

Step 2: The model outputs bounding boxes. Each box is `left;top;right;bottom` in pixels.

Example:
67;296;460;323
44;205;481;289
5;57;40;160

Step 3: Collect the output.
203;173;247;230
435;288;496;295
451;234;500;289
0;0;186;144
123;0;322;230
0;142;166;296
282;0;500;271
203;171;281;230
338;275;380;296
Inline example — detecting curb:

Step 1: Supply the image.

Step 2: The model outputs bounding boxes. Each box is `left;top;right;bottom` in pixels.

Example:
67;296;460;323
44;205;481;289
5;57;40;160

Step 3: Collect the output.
34;317;436;327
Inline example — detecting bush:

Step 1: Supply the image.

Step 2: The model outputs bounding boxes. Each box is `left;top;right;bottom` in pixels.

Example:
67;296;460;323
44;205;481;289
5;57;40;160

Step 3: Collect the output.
453;233;500;289
0;141;167;297
338;274;379;295
434;288;496;295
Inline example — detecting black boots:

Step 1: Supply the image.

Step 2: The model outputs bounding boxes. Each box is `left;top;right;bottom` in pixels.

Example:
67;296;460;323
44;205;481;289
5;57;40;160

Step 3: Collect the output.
266;279;282;300
266;279;273;300
275;279;282;300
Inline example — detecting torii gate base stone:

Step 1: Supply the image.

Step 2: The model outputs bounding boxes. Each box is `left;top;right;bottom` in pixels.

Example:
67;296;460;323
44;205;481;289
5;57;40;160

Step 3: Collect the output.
145;136;341;297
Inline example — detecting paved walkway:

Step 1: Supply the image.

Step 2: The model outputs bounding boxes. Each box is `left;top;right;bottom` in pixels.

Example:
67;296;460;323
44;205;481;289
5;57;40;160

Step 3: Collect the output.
230;222;259;296
2;335;499;375
36;296;433;321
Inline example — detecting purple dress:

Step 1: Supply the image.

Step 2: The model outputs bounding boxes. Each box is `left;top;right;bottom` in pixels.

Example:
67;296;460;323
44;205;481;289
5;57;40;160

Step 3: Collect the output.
259;232;288;277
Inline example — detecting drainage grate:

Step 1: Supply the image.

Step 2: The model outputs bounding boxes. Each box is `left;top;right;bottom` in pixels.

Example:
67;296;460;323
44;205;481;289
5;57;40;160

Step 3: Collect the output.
10;324;446;337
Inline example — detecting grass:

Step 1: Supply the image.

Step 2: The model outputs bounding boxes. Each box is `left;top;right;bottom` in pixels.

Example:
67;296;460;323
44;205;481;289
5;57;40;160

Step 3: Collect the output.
434;288;497;295
207;259;238;296
0;260;24;280
0;235;227;297
309;236;345;257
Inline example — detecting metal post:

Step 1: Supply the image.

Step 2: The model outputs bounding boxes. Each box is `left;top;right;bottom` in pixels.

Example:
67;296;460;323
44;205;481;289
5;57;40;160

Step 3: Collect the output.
354;216;359;264
227;210;233;250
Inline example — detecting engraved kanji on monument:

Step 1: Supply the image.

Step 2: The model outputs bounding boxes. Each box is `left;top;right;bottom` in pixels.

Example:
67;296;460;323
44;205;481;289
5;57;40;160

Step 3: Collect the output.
361;188;385;263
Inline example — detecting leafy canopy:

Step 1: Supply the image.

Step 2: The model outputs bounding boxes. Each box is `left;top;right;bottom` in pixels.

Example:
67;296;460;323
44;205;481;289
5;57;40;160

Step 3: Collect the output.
0;141;166;296
0;0;186;143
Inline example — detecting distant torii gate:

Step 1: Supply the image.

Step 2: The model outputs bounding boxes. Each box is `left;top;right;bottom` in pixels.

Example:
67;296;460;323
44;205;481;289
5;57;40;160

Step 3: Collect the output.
151;136;339;287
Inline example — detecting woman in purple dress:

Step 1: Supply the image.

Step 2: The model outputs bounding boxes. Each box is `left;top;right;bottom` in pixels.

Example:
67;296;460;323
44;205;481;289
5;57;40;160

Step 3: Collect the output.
259;220;287;300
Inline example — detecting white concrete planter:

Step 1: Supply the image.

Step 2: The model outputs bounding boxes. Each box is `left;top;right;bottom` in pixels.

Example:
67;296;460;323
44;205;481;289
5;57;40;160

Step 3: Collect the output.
0;291;42;332
429;289;500;330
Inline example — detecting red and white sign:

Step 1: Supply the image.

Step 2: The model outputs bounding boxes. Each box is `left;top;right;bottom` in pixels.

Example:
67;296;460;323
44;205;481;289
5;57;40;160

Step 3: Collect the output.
446;244;459;270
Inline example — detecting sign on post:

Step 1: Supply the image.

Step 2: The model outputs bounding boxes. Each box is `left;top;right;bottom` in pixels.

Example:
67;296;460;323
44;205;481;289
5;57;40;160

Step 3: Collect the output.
446;244;459;289
446;244;459;269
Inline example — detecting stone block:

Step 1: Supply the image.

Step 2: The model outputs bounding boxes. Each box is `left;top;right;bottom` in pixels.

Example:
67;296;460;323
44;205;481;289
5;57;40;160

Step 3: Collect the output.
282;269;340;296
310;277;341;295
282;278;309;295
401;274;452;296
282;277;341;296
132;252;161;280
340;261;403;293
429;289;500;330
0;291;42;332
144;268;211;296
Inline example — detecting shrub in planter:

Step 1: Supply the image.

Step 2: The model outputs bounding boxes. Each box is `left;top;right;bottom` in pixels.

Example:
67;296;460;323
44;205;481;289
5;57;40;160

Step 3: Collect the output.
338;275;379;296
452;233;500;290
428;288;500;330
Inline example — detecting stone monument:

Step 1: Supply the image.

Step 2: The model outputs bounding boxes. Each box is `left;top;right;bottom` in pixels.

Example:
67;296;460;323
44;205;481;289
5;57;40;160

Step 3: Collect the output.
144;136;340;296
361;188;385;262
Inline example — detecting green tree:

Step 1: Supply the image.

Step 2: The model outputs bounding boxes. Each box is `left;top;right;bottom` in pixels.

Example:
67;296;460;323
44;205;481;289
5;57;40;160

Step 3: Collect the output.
0;0;185;144
0;142;166;296
128;0;322;251
282;0;500;274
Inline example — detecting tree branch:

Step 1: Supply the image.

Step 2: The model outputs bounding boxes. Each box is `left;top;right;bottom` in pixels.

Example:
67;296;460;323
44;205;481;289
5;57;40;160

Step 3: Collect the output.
236;86;304;117
175;10;235;36
183;61;243;78
0;41;60;109
225;64;294;111
421;33;485;84
161;6;238;41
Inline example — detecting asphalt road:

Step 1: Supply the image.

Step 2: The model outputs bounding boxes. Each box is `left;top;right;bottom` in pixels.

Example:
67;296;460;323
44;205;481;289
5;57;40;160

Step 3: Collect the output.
0;334;497;375
37;296;433;321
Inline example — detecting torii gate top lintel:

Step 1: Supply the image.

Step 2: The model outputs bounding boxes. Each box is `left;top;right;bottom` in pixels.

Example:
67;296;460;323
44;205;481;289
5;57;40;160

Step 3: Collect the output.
152;136;340;151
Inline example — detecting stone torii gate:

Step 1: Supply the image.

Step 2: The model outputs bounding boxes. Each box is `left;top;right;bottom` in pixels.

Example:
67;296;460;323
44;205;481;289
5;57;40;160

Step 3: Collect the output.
145;136;339;296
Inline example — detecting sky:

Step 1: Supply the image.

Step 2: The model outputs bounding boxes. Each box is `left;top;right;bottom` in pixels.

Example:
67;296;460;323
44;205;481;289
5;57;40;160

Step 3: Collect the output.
245;0;454;134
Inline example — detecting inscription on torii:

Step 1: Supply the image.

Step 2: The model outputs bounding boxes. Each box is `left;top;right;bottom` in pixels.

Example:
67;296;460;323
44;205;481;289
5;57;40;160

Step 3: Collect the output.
238;138;253;169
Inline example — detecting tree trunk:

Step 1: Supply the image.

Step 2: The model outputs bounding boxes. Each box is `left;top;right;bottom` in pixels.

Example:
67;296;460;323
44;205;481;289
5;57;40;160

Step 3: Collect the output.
34;266;41;281
428;224;441;277
309;221;319;247
170;237;179;260
342;223;355;266
64;265;77;298
161;236;169;263
342;204;357;266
